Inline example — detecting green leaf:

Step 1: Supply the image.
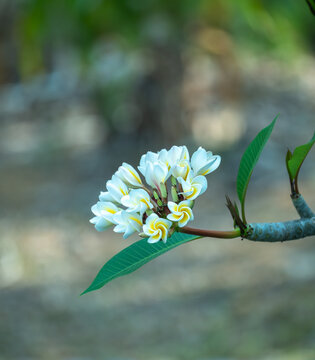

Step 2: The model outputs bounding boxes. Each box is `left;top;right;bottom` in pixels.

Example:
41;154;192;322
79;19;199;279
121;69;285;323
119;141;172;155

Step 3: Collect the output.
81;232;200;295
306;0;315;16
285;149;293;179
287;131;315;181
236;116;278;222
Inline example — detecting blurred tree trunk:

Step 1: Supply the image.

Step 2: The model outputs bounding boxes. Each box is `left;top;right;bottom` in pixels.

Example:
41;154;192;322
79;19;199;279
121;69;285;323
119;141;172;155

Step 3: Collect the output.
0;1;20;84
134;43;187;147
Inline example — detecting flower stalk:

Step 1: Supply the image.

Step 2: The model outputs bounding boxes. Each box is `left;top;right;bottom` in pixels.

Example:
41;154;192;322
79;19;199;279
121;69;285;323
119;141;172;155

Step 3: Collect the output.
180;226;241;239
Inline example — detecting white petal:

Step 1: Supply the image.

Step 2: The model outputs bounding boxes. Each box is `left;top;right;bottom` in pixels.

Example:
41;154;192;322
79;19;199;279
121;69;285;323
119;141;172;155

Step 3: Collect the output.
177;176;189;190
160;225;169;243
167;146;183;166
123;224;136;239
167;201;178;213
177;177;194;197
147;235;160;243
138;151;159;175
116;162;142;187
121;194;132;208
94;217;112;231
179;200;193;208
199;155;221;175
89;216;99;224
191;147;207;174
113;224;126;233
178;214;190;227
127;214;143;231
171;160;190;180
167;213;183;222
180;146;190;161
142;224;151;235
91;204;101;216
113;211;123;225
145;213;159;227
106;175;129;203
145;162;166;188
158;149;169;167
99;191;116;202
192;175;208;195
159;218;172;228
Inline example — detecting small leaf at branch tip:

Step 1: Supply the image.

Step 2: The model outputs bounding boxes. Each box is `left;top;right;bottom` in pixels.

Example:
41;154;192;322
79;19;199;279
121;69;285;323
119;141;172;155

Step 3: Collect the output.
286;130;315;189
225;195;246;233
286;149;293;160
285;149;293;182
236;115;278;223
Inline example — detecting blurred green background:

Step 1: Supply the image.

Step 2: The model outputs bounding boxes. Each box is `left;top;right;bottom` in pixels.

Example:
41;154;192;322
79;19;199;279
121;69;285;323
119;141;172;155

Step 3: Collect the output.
0;0;315;359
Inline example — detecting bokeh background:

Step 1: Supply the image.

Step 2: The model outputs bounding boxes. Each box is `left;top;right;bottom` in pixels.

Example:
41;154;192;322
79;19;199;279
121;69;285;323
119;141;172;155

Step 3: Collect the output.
0;0;315;359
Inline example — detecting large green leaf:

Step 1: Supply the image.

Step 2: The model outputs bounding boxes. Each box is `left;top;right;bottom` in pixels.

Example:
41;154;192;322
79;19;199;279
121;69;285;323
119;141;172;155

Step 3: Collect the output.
82;232;200;294
306;0;315;16
236;116;278;222
287;131;315;181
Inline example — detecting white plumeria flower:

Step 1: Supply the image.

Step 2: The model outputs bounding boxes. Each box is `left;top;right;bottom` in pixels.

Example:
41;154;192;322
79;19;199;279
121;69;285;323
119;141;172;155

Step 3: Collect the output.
171;159;191;180
90;201;121;231
143;213;172;243
121;189;154;215
177;171;207;200
156;148;170;170
170;145;189;162
191;147;221;176
113;211;143;239
167;200;194;227
164;145;189;168
139;146;189;174
105;174;129;204
90;145;221;242
144;160;170;190
138;151;159;176
116;162;143;188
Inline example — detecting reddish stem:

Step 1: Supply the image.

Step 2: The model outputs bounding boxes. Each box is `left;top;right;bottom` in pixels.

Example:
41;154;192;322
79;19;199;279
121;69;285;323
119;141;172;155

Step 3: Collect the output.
180;226;241;239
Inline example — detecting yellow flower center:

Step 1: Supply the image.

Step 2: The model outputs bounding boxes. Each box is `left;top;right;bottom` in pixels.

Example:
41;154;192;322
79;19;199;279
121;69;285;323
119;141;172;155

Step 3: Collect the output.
130;216;142;226
129;169;141;183
105;207;116;214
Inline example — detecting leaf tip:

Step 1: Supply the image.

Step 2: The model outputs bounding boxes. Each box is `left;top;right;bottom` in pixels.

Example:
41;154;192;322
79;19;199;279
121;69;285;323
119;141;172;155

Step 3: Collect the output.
80;286;94;296
286;148;293;161
271;114;279;128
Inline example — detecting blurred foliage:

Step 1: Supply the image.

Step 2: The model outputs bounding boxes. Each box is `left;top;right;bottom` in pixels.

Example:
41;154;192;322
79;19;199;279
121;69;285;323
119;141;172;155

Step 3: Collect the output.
13;0;315;79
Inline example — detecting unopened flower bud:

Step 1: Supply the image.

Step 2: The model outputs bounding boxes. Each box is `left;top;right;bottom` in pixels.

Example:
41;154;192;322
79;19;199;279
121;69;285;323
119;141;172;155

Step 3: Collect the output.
153;190;160;200
171;175;177;186
171;186;179;202
146;209;154;216
160;182;168;200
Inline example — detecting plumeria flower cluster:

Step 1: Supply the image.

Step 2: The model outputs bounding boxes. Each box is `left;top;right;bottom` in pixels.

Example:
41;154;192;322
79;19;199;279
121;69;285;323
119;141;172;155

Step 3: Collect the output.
90;146;221;243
